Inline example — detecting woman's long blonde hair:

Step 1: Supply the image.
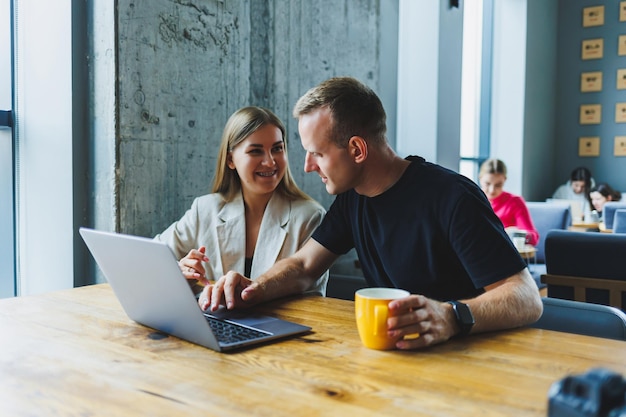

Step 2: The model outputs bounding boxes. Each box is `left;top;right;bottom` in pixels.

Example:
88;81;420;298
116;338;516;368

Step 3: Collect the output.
212;106;311;202
478;158;507;178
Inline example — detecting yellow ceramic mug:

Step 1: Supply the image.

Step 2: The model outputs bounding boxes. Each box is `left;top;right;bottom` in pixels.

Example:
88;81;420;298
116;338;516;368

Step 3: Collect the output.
355;287;410;350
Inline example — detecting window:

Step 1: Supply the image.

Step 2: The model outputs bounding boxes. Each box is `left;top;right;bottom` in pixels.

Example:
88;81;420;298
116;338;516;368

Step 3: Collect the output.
5;0;75;297
459;0;493;180
0;0;14;298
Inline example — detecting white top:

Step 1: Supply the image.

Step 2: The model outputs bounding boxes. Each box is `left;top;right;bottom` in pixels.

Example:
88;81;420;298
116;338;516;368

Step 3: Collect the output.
552;180;593;220
155;191;328;295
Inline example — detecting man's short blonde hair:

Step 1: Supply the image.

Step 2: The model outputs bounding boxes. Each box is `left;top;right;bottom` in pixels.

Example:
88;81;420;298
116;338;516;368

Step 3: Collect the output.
293;77;387;148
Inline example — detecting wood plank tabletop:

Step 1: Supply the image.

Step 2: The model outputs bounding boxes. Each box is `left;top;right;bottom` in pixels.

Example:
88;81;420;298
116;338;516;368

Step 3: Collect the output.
1;284;625;416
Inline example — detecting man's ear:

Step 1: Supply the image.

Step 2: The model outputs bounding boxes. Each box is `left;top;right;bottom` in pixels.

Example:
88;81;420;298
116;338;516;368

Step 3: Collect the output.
348;136;368;163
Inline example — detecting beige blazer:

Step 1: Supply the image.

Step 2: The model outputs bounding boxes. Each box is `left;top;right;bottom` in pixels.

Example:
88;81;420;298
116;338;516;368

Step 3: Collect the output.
155;192;328;295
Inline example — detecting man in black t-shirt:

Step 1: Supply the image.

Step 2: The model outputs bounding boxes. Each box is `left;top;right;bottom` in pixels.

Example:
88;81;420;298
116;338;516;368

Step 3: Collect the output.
199;77;543;350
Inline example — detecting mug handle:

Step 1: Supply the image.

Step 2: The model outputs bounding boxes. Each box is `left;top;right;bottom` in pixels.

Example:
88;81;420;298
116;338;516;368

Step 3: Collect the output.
374;304;388;336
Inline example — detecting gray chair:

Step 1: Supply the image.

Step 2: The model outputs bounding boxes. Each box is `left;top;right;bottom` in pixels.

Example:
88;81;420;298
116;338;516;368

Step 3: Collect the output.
326;249;368;300
613;209;626;234
531;297;626;341
603;202;626;229
527;201;571;264
526;202;571;287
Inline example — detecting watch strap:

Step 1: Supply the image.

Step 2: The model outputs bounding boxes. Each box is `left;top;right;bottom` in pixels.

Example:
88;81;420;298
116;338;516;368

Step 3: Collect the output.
447;300;475;337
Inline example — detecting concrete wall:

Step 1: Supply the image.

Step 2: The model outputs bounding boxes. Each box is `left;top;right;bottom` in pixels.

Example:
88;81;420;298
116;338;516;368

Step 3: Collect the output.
522;0;558;201
115;0;393;238
84;0;554;285
435;0;463;171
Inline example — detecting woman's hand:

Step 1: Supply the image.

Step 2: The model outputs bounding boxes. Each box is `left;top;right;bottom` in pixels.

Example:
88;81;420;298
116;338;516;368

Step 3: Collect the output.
178;246;210;286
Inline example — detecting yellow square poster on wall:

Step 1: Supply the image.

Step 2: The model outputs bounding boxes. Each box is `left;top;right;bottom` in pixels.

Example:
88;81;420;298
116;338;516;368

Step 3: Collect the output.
579;104;602;124
619;35;626;56
582;38;603;60
579;137;600;157
583;6;604;27
617;69;626;89
615;136;626;156
581;71;602;92
616;103;626;123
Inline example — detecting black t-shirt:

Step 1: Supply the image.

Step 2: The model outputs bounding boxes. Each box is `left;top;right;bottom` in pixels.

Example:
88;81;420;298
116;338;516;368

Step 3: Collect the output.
312;156;526;300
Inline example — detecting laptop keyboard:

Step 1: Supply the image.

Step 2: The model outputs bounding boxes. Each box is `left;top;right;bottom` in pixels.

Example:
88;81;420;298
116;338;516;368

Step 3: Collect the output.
204;315;270;345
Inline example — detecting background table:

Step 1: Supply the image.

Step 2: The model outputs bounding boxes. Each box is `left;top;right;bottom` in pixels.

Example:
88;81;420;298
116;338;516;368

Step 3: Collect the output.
569;221;601;232
1;284;625;416
518;244;537;262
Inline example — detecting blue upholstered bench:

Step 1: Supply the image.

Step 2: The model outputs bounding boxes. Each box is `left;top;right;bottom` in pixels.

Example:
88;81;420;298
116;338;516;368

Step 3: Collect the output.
542;230;626;310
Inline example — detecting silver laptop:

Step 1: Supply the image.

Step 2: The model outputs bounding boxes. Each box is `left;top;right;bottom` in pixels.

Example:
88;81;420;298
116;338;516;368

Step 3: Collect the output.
79;227;311;352
546;198;583;221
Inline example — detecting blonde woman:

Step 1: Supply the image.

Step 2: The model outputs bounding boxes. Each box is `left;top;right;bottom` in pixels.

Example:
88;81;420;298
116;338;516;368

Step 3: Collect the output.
478;158;539;246
156;107;328;295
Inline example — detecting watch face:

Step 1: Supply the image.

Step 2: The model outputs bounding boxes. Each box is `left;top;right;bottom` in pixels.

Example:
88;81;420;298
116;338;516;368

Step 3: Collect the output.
456;303;475;325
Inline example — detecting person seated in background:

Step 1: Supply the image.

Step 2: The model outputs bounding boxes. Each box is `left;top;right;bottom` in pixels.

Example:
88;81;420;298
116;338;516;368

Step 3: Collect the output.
552;166;594;220
155;106;328;296
478;158;539;246
589;183;622;222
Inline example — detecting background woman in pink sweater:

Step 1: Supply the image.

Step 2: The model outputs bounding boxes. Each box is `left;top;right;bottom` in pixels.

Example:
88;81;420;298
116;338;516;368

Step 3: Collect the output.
478;158;539;246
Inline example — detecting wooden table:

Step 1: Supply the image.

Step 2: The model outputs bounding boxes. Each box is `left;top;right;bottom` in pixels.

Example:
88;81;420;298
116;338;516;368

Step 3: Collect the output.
569;221;601;232
517;244;537;261
1;284;625;416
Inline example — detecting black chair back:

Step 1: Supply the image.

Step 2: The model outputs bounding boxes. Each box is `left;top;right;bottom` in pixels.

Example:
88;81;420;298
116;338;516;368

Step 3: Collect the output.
544;230;626;309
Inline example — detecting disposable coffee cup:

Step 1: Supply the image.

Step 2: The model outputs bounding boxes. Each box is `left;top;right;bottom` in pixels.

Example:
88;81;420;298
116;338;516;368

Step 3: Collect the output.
509;230;527;250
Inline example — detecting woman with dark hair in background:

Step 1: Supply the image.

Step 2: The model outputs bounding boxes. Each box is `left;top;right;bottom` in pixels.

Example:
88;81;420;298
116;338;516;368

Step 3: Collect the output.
589;183;622;221
552;166;594;220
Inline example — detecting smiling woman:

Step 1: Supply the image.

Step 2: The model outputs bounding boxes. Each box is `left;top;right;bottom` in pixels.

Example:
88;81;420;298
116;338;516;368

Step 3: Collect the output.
154;107;329;296
226;123;287;201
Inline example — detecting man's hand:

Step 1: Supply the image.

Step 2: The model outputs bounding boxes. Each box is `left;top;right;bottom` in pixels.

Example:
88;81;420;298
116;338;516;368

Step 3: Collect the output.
198;271;262;311
387;295;457;350
385;270;543;350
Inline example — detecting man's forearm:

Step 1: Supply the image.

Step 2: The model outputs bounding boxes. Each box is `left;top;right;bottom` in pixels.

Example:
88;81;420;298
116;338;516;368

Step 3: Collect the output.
254;256;319;303
466;269;543;334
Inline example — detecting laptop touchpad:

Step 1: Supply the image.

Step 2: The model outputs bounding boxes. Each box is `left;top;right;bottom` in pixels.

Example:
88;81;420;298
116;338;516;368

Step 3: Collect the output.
210;308;278;326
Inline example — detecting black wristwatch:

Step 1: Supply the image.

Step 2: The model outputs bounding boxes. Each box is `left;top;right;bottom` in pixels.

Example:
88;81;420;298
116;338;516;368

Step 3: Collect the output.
447;301;475;336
